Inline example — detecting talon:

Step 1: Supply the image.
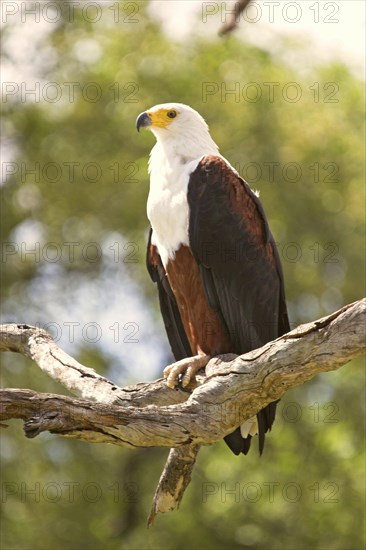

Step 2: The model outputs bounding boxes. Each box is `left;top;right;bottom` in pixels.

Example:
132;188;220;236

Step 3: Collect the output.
182;366;195;388
163;355;210;389
166;372;179;389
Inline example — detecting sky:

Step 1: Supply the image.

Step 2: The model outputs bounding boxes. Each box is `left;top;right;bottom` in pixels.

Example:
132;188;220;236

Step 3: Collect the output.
149;0;365;77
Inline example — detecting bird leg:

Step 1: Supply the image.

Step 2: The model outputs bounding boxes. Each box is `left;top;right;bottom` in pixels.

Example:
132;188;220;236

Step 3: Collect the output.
163;354;210;389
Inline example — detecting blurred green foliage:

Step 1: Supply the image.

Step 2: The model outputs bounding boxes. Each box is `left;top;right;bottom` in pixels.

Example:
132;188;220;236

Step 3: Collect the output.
1;2;364;549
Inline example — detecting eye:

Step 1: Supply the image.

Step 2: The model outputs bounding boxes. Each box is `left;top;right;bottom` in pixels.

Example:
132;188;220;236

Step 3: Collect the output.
167;110;177;119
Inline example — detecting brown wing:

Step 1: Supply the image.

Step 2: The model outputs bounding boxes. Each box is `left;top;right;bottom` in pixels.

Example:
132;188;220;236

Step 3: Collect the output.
188;155;289;350
187;155;290;454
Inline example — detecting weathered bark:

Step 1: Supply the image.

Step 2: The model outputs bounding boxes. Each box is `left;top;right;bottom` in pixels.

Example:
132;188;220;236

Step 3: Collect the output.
0;323;188;407
147;444;200;526
1;298;365;520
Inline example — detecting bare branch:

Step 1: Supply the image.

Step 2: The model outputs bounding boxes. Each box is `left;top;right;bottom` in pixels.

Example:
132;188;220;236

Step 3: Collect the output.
1;299;364;445
219;0;252;36
0;323;189;408
147;444;200;526
0;322;197;519
1;298;365;519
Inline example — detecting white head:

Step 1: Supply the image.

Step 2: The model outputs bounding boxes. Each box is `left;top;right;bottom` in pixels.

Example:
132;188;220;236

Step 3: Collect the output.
136;103;219;160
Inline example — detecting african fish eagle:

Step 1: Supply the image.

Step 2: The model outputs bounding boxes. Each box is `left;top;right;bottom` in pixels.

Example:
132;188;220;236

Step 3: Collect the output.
136;103;290;455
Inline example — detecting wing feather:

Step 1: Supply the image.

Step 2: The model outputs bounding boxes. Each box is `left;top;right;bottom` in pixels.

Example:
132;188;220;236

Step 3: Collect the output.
187;155;290;454
187;155;289;350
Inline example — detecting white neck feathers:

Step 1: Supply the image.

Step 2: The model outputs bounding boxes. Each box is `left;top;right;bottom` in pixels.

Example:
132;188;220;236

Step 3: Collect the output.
146;113;219;266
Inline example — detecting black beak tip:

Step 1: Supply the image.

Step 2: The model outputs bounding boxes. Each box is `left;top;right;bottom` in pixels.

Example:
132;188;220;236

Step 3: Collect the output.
136;112;151;132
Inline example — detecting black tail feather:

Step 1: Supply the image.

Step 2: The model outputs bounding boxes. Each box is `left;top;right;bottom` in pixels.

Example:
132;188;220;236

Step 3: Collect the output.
257;410;266;456
224;401;278;456
224;428;246;455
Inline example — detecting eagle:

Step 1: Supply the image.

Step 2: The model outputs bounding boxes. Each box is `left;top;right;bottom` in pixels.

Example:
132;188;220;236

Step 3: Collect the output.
136;103;290;456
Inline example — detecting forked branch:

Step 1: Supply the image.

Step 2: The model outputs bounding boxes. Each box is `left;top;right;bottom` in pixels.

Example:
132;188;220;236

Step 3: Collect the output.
1;298;365;522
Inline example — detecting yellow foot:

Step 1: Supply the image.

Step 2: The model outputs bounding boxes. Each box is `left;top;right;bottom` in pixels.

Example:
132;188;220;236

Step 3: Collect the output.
163;355;210;389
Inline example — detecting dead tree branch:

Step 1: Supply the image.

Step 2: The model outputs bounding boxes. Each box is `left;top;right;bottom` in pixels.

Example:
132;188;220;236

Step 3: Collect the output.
0;323;187;407
219;0;252;36
1;298;365;521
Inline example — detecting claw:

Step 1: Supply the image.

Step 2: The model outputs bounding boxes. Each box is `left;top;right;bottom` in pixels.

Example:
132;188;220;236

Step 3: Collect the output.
163;355;210;389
